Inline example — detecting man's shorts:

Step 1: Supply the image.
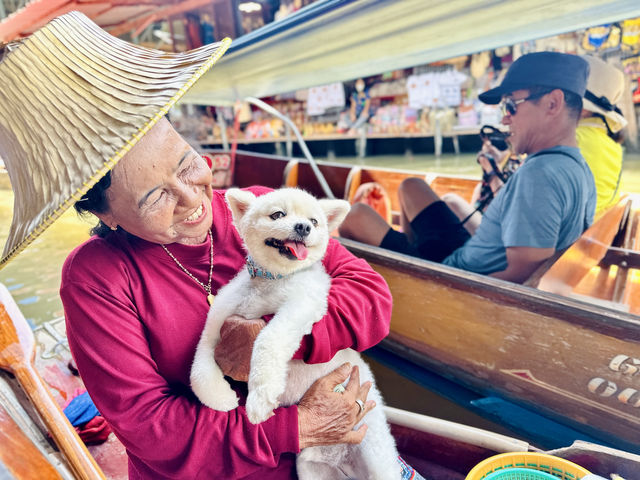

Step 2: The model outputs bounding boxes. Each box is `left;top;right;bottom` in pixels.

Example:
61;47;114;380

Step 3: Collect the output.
380;201;470;262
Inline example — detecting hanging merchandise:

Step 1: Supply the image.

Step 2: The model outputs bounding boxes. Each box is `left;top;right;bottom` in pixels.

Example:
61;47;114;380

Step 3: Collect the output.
562;34;579;54
306;82;346;116
603;24;621;50
536;35;566;52
583;25;611;50
233;101;253;124
407;69;467;109
622;54;640;80
535;32;582;53
407;73;438;108
621;17;640;51
582;24;621;52
470;51;491;79
494;46;511;58
442;55;469;71
369;78;407;98
439;70;468;106
634;78;640;104
512;40;536;60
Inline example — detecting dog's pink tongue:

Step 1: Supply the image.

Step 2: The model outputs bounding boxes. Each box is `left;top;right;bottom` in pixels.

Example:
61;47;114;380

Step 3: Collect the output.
285;241;308;260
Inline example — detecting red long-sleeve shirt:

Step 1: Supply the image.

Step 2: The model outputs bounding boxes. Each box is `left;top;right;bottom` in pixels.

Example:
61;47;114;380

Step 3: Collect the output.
61;186;392;479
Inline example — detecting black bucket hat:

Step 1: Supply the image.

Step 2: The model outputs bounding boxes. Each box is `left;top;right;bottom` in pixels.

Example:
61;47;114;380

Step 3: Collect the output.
479;51;589;105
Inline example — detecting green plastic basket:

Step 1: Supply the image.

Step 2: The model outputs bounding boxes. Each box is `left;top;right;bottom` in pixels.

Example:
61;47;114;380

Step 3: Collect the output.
466;452;591;480
484;468;560;480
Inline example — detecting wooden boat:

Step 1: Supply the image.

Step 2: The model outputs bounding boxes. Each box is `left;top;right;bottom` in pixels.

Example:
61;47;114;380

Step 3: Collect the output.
202;149;640;454
2;281;640;479
2;0;640;475
179;0;640;453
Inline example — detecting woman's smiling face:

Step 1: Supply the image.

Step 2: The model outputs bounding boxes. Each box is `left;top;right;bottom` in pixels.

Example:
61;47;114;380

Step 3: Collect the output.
96;117;213;245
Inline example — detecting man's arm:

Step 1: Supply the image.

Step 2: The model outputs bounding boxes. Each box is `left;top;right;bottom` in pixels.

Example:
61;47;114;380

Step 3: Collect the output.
490;246;555;284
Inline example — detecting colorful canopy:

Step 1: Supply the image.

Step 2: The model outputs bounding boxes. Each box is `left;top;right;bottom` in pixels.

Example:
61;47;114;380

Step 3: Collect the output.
0;0;211;40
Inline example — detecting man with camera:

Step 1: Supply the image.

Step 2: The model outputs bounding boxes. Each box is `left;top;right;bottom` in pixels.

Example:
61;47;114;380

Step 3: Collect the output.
442;125;522;236
339;52;596;284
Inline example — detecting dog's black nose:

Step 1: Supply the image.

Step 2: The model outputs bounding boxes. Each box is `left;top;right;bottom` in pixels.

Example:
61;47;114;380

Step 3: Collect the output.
294;222;311;237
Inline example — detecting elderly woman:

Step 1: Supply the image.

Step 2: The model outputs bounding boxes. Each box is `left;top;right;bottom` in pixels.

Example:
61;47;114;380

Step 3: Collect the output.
0;13;392;480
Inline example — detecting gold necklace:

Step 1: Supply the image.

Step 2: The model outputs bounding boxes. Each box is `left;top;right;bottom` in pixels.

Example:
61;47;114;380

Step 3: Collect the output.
161;229;215;305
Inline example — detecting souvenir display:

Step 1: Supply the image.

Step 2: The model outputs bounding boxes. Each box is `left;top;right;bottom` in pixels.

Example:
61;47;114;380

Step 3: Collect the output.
186;17;640;145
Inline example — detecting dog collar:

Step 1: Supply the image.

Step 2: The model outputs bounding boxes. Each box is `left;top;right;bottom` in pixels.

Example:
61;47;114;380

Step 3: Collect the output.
246;257;285;280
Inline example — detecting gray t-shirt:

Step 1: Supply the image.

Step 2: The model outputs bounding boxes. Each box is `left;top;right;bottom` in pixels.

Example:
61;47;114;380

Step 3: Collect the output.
443;146;596;274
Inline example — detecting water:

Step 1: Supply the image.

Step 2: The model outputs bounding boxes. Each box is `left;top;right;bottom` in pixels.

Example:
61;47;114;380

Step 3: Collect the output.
2;151;640;442
0;192;94;327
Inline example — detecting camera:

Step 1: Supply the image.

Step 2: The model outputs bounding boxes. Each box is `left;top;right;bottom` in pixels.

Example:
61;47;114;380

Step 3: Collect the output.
479;125;509;151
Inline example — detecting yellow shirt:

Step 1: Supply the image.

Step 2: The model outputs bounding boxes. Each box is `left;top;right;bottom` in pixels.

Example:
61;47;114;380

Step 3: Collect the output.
576;117;623;217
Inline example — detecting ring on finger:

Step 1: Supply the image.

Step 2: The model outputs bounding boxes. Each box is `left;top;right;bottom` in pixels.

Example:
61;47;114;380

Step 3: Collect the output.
333;383;346;394
355;398;365;414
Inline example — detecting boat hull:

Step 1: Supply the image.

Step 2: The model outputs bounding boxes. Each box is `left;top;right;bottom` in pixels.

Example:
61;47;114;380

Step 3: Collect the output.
345;239;640;453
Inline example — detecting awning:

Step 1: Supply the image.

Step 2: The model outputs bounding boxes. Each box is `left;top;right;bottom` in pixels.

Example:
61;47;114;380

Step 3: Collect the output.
183;0;640;105
0;0;212;40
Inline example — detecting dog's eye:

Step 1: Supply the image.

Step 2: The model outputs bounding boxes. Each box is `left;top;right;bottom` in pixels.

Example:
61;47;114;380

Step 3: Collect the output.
270;211;286;220
310;218;318;227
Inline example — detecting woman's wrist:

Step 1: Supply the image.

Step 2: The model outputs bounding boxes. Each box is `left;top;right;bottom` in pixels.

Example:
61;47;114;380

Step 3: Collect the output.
297;403;313;450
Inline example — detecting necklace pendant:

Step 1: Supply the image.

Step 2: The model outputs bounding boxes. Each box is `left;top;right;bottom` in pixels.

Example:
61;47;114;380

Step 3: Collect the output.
207;294;215;306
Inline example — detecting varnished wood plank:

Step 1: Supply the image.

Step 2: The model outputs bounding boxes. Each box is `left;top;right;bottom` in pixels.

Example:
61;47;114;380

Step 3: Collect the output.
0;402;62;480
539;199;628;293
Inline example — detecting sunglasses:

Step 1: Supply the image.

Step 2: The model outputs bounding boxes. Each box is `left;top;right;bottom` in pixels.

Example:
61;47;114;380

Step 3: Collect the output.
500;91;549;116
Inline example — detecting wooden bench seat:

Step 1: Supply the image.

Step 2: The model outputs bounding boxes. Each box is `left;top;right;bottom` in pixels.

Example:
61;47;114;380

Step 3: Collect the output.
344;167;479;228
536;198;631;303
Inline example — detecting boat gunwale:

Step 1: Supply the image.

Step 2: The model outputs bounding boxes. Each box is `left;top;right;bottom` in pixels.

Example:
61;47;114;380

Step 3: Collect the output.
340;238;640;340
204;147;481;181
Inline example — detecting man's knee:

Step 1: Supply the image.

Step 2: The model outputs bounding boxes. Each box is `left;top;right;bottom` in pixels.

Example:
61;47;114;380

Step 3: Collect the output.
339;202;390;245
398;177;439;221
398;177;439;202
398;177;427;197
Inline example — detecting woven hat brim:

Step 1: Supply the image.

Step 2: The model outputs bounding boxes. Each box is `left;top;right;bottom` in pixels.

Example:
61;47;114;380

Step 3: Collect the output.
582;98;628;133
0;12;231;269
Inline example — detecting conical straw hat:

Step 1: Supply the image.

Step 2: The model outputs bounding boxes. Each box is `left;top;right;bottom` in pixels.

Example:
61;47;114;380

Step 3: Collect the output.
0;12;230;268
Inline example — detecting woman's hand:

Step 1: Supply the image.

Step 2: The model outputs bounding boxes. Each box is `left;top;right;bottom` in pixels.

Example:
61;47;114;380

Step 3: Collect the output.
297;363;375;449
214;315;266;382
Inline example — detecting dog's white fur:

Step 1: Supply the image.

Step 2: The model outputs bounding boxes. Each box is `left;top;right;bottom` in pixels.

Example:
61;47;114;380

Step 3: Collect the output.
190;188;401;480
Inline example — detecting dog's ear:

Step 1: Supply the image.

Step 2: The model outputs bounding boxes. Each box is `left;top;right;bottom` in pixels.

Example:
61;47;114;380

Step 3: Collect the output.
319;199;351;232
225;188;256;224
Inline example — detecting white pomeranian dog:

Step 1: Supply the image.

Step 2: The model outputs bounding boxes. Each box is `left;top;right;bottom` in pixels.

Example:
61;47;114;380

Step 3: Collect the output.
190;187;401;480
